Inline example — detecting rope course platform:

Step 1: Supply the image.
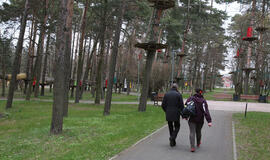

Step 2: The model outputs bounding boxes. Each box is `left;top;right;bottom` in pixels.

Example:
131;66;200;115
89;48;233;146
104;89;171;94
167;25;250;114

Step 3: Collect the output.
135;42;168;52
242;68;255;72
176;53;187;57
255;26;268;33
148;0;175;10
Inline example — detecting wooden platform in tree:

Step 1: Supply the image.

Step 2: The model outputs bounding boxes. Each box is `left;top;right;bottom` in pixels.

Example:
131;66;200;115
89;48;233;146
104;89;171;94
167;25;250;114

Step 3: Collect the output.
176;53;187;57
255;26;268;32
135;42;168;52
148;0;175;9
242;68;255;72
242;37;258;41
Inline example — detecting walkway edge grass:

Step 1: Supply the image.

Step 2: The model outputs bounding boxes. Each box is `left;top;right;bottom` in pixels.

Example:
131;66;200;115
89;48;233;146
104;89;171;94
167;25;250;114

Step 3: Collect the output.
0;101;166;159
109;124;167;160
233;112;270;160
232;121;237;160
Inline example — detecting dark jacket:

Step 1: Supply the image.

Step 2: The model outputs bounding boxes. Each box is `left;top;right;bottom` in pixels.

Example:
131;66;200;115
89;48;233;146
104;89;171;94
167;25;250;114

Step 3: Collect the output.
185;93;212;124
162;88;185;121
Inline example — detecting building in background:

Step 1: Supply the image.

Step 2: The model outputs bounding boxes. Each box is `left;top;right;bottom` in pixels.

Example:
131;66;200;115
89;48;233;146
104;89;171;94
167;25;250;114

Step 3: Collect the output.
222;76;233;88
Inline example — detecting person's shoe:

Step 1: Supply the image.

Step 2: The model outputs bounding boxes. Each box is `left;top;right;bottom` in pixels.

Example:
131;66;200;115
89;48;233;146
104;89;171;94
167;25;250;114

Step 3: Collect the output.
197;141;201;147
173;139;176;146
169;137;176;147
190;147;196;152
169;138;174;147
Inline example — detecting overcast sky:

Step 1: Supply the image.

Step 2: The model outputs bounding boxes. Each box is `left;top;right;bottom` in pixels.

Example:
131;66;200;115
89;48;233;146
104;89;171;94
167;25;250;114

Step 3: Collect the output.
212;1;243;75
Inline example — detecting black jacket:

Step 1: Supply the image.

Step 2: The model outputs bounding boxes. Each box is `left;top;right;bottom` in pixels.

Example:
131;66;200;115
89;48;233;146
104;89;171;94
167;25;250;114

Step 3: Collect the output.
161;88;185;121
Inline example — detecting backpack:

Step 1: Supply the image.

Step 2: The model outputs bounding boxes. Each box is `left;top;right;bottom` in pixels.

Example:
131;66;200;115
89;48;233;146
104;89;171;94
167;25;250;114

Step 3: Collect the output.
182;99;197;118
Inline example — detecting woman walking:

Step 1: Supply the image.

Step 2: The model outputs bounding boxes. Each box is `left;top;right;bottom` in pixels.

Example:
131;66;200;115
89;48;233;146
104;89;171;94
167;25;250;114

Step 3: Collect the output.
185;88;212;152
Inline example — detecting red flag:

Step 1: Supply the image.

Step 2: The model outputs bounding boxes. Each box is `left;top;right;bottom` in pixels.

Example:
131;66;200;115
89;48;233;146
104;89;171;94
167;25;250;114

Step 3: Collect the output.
247;27;253;37
138;53;142;60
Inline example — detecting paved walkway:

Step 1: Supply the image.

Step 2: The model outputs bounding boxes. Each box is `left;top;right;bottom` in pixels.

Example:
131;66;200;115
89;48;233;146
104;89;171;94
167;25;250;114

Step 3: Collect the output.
112;110;233;160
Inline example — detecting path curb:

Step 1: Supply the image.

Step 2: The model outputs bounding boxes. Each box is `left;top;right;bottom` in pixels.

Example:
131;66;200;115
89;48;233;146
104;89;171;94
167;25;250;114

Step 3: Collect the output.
232;121;238;160
108;124;167;160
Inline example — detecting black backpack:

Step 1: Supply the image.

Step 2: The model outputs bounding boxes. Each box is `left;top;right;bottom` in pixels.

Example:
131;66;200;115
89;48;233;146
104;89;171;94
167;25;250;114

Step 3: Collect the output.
182;99;197;118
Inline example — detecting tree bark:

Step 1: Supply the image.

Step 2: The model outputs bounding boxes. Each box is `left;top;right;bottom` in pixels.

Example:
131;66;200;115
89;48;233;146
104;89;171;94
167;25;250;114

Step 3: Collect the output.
90;50;97;98
75;0;89;103
80;36;99;99
69;25;77;97
63;22;73;117
138;52;155;112
24;16;35;95
34;0;49;98
191;44;199;92
138;8;164;112
1;47;6;97
104;0;125;116
255;0;266;95
6;0;29;109
95;0;108;104
26;18;38;100
41;32;51;96
50;0;74;134
70;31;80;98
127;28;137;95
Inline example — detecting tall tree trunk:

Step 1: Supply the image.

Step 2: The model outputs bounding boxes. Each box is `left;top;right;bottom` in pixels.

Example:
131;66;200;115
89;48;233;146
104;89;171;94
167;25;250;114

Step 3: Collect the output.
191;44;199;92
101;39;111;100
80;36;99;99
70;31;80;98
75;0;88;103
26;17;38;100
6;0;29;109
104;0;125;115
69;25;77;96
95;0;108;104
70;25;76;78
50;0;74;134
63;22;73;117
24;16;35;95
90;50;97;98
255;0;266;95
41;32;51;96
202;45;211;91
1;48;6;97
209;60;214;91
34;0;49;98
138;8;165;112
126;28;136;95
138;52;155;111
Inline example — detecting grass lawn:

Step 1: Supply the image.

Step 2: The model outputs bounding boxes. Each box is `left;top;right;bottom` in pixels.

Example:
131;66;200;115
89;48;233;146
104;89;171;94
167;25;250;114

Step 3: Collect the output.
5;89;139;102
0;101;165;160
233;112;270;160
180;88;234;101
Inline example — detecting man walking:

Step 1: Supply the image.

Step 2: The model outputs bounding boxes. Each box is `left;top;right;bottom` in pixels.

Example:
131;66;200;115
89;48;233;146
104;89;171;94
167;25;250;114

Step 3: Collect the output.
161;83;184;147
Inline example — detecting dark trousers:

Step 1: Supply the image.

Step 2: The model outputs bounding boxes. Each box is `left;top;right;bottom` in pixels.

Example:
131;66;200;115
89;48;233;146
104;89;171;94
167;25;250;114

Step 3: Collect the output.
168;121;180;140
188;121;204;148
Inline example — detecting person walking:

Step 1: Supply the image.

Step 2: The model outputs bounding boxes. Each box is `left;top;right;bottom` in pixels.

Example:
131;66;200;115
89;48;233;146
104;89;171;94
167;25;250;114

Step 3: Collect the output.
161;83;184;147
185;88;212;152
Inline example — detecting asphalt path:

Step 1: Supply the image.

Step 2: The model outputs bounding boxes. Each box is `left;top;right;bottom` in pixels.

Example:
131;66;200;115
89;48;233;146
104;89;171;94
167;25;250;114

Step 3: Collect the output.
112;110;234;160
